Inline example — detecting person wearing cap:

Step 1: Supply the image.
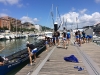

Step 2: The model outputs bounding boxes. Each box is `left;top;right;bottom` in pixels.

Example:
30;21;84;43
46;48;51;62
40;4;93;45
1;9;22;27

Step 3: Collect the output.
26;41;38;65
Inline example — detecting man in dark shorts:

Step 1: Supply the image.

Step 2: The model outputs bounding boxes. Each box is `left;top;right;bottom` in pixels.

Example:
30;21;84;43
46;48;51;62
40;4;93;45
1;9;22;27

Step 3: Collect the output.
55;31;60;46
62;27;67;48
82;31;86;43
26;41;38;65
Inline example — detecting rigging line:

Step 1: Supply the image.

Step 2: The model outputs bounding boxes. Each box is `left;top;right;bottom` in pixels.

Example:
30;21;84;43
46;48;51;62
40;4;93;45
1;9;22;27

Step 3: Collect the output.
51;12;54;26
45;9;51;28
57;7;62;29
65;19;67;30
45;4;54;30
51;4;54;28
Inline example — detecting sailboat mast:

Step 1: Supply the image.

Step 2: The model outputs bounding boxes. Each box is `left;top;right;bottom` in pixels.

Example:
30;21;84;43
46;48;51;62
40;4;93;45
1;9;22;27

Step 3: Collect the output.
56;7;58;22
66;19;67;30
16;19;17;35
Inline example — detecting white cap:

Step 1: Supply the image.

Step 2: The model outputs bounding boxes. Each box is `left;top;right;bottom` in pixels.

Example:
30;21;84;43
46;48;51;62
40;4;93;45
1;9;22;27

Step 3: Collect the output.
54;21;58;24
26;41;29;44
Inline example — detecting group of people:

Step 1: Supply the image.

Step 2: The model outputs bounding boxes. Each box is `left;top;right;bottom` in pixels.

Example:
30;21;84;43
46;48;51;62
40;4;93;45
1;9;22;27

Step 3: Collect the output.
74;30;92;46
45;27;71;50
61;27;71;48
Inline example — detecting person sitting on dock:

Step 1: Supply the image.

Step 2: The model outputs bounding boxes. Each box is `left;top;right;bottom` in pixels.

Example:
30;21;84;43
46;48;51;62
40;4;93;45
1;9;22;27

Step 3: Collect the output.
0;56;4;66
26;41;38;65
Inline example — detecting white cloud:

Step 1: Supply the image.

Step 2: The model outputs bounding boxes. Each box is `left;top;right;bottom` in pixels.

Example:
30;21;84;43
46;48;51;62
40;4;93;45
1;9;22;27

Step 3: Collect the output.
0;13;8;17
20;16;39;24
61;12;79;23
79;9;87;14
60;11;100;29
95;0;100;3
6;0;19;5
0;0;23;7
0;0;19;5
33;18;39;22
0;0;7;4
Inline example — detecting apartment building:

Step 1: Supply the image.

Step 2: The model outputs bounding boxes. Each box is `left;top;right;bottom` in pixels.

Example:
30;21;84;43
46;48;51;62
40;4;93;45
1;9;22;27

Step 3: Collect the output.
0;16;36;31
0;17;10;30
8;17;22;28
0;16;22;30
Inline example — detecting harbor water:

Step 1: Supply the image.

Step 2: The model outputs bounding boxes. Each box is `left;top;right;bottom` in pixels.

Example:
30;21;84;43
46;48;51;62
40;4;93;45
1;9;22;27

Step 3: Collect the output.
0;37;37;57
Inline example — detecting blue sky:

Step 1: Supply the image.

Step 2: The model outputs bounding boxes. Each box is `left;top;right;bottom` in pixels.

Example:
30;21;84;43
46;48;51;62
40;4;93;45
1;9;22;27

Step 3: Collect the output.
0;0;100;29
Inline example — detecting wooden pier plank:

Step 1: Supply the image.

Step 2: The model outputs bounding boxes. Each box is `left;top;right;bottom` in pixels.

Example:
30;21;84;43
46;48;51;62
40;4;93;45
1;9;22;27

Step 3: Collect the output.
38;44;89;75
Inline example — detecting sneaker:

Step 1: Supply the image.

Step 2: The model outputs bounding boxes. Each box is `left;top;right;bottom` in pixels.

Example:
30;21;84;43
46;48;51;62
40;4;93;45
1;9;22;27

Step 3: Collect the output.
27;63;33;66
78;67;84;71
79;44;81;47
74;66;79;69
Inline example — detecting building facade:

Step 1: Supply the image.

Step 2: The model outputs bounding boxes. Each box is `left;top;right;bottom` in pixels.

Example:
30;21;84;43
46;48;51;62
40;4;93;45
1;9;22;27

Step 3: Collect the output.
8;17;22;28
34;24;42;31
0;16;37;31
0;17;10;30
0;16;22;30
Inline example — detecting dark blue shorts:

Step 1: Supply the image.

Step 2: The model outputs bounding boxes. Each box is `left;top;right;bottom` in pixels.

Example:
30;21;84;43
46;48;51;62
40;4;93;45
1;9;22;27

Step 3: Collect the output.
45;41;48;44
76;35;79;38
89;36;92;38
67;36;70;39
31;48;38;54
63;38;66;40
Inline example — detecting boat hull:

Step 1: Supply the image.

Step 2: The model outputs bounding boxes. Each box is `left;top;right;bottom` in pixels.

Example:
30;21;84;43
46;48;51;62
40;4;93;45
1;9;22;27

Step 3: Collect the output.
0;41;46;75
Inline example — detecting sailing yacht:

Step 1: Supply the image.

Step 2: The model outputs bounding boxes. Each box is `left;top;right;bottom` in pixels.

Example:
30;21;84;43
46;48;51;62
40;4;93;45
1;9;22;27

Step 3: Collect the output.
0;33;5;40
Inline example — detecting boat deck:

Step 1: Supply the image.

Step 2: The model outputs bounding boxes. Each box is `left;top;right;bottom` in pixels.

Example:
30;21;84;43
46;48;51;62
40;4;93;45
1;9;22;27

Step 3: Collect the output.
16;39;100;75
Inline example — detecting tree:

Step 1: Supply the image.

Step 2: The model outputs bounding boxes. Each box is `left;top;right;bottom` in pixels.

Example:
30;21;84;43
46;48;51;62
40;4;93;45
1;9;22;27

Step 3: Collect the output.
3;27;8;30
10;23;14;31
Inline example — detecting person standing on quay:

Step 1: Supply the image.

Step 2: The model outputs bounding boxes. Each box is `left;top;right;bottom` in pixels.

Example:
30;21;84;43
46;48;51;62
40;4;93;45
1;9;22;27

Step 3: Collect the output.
62;27;67;48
